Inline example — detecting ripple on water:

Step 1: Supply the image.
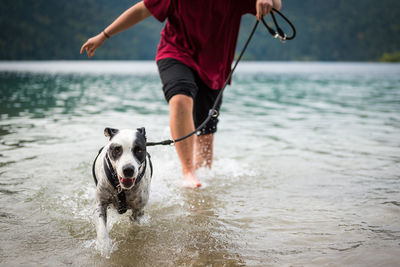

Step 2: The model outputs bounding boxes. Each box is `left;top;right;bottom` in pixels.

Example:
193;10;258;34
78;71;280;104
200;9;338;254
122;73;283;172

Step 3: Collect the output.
0;62;400;265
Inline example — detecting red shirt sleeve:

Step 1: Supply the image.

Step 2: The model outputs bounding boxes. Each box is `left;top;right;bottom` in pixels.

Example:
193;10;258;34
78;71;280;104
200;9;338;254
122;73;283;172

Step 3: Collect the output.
238;0;257;15
143;0;172;22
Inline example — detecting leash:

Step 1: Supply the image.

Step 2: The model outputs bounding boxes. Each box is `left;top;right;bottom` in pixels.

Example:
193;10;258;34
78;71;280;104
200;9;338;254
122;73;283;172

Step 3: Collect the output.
146;8;296;147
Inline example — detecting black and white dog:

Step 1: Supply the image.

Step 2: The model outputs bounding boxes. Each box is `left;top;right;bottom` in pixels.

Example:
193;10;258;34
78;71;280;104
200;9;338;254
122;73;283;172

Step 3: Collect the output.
92;127;153;252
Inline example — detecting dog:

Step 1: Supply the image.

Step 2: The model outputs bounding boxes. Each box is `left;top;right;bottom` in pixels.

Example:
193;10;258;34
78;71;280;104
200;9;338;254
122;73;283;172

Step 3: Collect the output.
92;127;153;253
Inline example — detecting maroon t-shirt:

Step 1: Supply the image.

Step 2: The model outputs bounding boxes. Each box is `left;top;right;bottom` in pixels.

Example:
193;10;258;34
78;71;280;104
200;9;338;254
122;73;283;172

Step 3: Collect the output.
143;0;256;89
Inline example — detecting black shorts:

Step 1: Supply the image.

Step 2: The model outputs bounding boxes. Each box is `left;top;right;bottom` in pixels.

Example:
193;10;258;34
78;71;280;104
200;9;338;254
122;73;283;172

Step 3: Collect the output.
157;58;222;135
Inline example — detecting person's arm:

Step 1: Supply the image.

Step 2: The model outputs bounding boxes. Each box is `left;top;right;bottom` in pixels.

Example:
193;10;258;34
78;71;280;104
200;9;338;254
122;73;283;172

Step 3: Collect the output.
255;0;282;21
80;1;151;58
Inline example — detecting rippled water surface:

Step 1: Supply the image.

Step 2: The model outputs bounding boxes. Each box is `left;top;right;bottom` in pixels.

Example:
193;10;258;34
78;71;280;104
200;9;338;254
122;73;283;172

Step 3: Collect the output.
0;61;399;266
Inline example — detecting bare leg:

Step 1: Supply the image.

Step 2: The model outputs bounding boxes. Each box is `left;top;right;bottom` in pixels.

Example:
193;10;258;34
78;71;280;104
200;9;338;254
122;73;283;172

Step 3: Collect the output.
195;133;214;169
169;94;201;188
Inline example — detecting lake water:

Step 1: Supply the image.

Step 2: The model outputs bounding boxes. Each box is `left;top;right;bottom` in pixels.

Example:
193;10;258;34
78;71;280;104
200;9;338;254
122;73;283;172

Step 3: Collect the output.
0;61;399;266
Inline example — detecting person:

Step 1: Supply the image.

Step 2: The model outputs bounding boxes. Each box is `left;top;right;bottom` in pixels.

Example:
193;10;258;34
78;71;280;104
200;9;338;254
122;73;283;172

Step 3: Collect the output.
81;0;282;188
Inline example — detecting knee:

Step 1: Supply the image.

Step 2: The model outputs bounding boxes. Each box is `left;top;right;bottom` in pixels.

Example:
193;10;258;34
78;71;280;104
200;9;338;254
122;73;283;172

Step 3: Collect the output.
169;94;193;112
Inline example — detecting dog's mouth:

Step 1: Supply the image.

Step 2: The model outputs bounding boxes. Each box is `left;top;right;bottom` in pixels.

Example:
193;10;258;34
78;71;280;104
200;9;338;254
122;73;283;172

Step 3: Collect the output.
119;176;135;188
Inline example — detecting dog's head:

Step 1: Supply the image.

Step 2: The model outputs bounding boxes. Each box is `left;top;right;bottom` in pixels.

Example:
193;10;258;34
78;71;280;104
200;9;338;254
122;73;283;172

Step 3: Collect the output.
104;127;147;190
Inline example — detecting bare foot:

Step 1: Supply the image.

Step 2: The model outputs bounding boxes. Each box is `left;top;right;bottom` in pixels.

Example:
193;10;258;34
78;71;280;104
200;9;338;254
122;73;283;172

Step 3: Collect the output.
182;172;202;188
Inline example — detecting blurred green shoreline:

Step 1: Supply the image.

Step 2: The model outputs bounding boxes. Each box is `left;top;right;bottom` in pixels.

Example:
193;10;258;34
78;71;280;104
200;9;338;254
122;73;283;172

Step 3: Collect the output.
1;0;399;62
380;52;400;62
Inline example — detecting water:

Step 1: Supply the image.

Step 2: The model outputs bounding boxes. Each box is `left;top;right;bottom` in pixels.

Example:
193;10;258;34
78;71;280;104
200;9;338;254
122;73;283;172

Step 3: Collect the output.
0;61;399;266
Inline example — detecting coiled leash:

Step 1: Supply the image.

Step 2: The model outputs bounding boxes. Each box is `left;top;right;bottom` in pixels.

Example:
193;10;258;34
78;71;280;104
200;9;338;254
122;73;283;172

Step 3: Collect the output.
146;8;296;147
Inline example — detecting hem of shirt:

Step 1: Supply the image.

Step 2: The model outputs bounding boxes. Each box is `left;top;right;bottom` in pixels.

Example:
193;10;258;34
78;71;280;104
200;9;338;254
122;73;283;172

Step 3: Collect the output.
156;54;223;90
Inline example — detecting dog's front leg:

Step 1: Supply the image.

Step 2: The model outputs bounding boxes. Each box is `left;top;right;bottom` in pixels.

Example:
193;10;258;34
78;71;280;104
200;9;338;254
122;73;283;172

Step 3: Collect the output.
94;200;112;256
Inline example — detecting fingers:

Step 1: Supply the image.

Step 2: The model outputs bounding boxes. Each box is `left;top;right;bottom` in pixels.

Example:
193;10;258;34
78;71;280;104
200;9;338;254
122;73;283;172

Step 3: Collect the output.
256;3;262;20
80;42;88;55
87;46;95;58
80;42;93;57
256;0;273;20
265;3;272;14
80;38;98;58
80;33;105;57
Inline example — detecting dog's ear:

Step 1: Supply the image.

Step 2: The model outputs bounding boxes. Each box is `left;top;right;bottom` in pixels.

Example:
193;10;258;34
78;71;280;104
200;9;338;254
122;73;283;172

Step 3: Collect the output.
104;127;119;140
137;127;146;138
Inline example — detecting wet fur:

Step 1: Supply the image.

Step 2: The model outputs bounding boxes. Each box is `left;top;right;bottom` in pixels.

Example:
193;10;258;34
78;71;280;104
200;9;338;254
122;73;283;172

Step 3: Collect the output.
93;128;152;254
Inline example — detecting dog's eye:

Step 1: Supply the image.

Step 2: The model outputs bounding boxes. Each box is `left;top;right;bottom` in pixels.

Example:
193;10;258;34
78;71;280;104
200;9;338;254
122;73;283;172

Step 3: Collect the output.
134;147;143;154
114;146;122;154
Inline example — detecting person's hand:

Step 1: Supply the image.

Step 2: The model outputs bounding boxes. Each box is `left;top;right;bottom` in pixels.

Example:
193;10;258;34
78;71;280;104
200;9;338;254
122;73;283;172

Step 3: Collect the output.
80;33;107;58
256;0;273;21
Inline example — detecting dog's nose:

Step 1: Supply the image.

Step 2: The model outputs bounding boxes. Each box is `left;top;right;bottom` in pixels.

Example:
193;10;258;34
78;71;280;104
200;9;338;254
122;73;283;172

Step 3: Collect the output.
122;165;135;177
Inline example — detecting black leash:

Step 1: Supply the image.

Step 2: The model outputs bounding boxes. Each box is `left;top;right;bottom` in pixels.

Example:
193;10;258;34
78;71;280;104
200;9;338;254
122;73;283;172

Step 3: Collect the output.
146;8;296;147
263;8;296;42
